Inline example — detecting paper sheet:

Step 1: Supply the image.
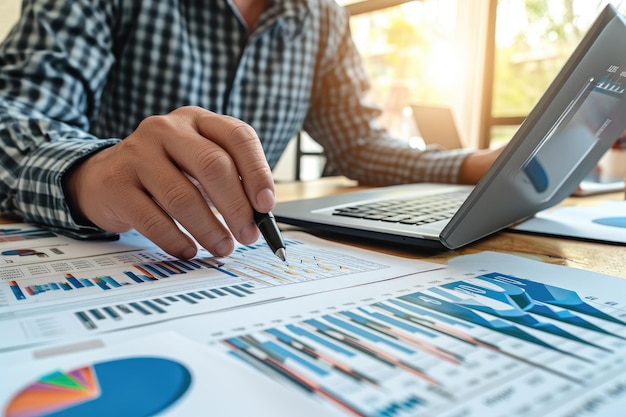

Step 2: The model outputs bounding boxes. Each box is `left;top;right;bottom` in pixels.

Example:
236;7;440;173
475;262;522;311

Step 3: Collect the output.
0;224;440;351
0;332;339;417
10;251;622;417
4;222;626;416
512;200;626;244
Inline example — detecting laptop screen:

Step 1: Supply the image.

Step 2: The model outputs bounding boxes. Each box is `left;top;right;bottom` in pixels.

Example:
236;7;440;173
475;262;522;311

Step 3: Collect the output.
520;75;624;196
411;105;464;149
441;4;626;249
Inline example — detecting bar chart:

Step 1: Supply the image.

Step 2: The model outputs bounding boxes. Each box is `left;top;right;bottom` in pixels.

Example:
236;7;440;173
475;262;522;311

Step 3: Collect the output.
7;258;218;300
2;239;388;307
72;281;258;331
0;233;426;351
219;270;626;417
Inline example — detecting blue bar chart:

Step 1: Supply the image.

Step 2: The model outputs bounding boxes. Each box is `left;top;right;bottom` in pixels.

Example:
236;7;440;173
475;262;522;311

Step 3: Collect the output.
2;239;389;308
9;258;208;300
221;271;626;417
1;235;418;352
72;282;258;331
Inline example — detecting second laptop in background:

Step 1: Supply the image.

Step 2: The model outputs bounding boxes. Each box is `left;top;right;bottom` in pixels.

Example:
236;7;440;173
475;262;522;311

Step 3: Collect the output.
410;104;464;149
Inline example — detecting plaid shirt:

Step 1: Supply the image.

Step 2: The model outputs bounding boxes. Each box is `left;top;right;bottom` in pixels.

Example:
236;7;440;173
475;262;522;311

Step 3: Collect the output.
0;0;471;230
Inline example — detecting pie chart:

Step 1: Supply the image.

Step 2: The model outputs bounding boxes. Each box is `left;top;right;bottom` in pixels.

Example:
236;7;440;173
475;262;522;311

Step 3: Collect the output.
591;217;626;228
4;357;191;417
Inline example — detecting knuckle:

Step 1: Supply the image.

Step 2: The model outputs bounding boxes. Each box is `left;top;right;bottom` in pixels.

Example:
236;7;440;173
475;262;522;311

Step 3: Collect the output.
223;198;249;220
162;183;198;213
238;158;272;186
227;122;257;144
196;149;235;182
172;105;210;122
139;212;168;237
247;162;272;177
173;105;203;114
138;114;177;133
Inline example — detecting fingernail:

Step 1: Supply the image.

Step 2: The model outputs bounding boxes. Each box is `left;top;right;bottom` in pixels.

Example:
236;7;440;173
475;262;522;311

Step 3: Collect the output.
214;237;234;257
256;188;275;211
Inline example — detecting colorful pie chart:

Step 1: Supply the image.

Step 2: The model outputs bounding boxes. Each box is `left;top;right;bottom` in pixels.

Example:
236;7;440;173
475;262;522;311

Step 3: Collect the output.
4;357;191;417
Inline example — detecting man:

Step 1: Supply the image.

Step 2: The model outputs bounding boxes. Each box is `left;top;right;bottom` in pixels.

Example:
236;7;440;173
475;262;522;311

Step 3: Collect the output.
0;0;500;259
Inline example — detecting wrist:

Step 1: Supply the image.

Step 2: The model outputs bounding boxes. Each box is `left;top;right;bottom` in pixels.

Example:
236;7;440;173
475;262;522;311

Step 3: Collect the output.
61;160;94;227
458;148;502;184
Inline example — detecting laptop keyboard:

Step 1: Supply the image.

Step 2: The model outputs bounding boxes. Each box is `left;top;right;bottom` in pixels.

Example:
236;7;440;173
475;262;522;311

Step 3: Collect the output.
331;191;468;225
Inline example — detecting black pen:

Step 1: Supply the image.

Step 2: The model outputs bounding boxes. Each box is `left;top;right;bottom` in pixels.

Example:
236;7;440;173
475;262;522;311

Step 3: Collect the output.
254;210;287;261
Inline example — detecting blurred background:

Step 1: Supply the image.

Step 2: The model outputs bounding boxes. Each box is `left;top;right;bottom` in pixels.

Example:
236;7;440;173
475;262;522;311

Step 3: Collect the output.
292;0;626;181
2;0;624;181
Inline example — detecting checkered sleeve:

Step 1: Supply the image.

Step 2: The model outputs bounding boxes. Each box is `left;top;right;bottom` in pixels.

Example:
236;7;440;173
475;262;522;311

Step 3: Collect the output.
0;0;120;228
303;4;473;186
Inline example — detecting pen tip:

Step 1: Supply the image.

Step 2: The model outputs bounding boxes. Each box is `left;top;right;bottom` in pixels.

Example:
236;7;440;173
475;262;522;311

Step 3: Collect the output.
275;247;286;262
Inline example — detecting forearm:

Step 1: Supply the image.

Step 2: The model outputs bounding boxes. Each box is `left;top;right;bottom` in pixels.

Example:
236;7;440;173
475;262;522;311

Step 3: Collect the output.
0;106;119;228
301;5;484;186
457;147;503;184
330;133;475;185
0;0;117;227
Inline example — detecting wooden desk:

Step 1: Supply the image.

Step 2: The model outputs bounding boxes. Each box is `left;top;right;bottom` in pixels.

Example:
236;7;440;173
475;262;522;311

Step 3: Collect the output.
2;177;621;277
275;177;626;279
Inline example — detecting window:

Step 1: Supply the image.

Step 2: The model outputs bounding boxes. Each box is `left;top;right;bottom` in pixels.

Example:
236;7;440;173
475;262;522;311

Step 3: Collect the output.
344;0;459;141
285;0;477;181
488;0;626;147
283;0;626;181
348;0;626;149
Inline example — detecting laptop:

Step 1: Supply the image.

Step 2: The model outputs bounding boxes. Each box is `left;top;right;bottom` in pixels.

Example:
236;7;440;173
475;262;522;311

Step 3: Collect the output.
274;4;626;251
411;104;464;149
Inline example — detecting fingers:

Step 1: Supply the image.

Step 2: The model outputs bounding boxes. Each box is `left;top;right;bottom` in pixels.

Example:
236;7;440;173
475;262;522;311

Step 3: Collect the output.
115;187;202;260
65;143;206;259
137;162;238;256
190;109;276;211
156;108;272;244
127;112;251;255
65;106;272;259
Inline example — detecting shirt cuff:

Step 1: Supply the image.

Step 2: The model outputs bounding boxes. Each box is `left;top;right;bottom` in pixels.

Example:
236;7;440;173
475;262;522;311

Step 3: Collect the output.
17;138;120;230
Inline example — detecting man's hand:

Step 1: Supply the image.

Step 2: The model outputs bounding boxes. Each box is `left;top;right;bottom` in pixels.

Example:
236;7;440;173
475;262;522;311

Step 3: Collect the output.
64;106;274;259
458;147;504;184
